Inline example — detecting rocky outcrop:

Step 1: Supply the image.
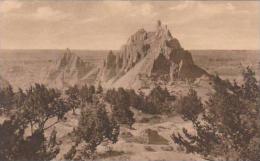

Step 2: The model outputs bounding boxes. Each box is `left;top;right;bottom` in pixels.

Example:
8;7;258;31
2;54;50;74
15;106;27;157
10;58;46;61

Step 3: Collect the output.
98;20;207;89
140;128;169;145
46;49;93;88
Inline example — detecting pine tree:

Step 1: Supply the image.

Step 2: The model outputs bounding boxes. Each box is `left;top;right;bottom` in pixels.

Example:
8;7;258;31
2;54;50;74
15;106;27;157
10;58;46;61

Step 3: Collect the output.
21;84;69;133
175;88;204;121
107;88;135;128
14;88;26;108
96;84;103;94
0;115;59;161
65;85;81;114
79;84;96;103
172;68;260;161
242;67;259;101
0;85;14;109
66;102;120;160
144;86;175;114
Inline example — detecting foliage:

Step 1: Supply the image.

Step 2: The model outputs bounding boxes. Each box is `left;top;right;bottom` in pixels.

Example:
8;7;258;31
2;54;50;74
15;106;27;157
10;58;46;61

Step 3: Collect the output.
0;115;59;161
145;86;175;114
175;88;204;121
65;102;120;160
172;67;260;161
105;88;135;128
19;84;69;132
14;88;26;108
65;85;81;114
242;67;259;102
79;84;96;103
0;84;70;161
128;86;175;114
65;84;99;114
0;85;14;109
96;84;103;94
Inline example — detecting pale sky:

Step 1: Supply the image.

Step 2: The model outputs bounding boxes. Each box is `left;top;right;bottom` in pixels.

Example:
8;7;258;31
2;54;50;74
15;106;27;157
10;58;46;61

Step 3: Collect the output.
0;0;260;50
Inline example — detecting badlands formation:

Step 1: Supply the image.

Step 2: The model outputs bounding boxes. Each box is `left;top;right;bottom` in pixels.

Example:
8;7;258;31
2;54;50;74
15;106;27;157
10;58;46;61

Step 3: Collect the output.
46;21;208;90
98;20;207;89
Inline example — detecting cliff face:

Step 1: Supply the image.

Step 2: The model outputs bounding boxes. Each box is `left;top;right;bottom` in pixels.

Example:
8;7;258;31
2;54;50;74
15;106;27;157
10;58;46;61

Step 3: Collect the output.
98;21;207;89
46;49;93;88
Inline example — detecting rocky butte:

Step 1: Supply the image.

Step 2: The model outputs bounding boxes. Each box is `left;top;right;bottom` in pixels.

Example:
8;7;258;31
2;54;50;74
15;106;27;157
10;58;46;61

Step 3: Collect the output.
45;48;93;89
98;20;208;89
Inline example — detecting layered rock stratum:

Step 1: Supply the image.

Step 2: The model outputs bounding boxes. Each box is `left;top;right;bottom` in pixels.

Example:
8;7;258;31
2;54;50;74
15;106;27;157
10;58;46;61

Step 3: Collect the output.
98;20;207;89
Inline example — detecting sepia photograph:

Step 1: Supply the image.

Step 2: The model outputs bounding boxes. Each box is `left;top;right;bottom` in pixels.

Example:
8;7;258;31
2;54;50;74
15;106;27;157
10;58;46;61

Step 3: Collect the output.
0;0;259;160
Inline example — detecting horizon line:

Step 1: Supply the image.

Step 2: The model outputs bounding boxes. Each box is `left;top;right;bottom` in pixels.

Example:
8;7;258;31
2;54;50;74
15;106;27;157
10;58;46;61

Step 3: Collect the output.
1;48;260;51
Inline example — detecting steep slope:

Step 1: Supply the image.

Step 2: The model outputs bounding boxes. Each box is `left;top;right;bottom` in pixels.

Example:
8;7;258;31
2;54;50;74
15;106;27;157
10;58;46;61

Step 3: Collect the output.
45;49;93;89
98;20;207;89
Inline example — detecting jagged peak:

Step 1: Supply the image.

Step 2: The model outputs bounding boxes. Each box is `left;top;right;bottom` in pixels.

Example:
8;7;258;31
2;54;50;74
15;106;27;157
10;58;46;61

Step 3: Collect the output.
107;50;115;56
55;48;85;70
157;20;162;28
127;28;147;43
61;48;77;60
126;20;175;46
46;48;94;88
154;20;173;40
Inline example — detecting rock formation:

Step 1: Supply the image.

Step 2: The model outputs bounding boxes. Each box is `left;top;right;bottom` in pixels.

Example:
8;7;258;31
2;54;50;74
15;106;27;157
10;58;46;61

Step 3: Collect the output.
98;20;207;89
141;128;169;145
45;48;93;89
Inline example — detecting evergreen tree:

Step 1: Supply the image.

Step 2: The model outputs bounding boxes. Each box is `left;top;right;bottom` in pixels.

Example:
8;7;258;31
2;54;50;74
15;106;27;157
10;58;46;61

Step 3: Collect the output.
96;84;103;94
0;115;59;161
65;85;81;114
144;86;175;114
14;88;26;108
175;88;204;121
0;84;66;161
0;85;14;109
106;88;135;128
79;84;96;103
242;67;259;101
172;68;260;161
65;102;120;160
21;84;69;133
